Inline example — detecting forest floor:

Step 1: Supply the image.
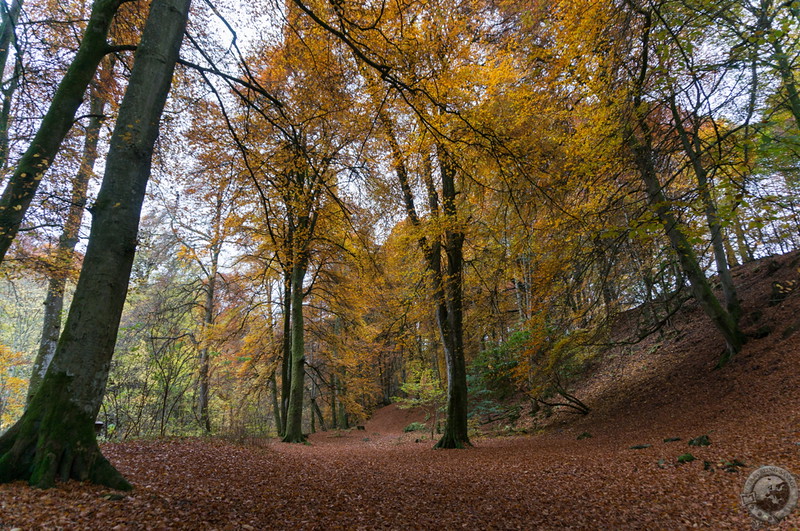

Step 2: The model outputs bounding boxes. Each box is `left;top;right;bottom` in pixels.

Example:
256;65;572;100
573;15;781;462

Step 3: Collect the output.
2;251;800;529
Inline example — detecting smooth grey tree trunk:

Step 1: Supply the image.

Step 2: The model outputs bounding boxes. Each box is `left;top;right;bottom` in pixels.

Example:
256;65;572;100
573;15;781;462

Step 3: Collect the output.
0;0;190;489
270;371;283;436
280;271;292;436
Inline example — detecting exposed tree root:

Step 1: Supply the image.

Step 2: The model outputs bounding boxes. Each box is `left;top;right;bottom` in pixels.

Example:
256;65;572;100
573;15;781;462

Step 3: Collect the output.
281;433;308;444
0;377;131;490
434;431;472;449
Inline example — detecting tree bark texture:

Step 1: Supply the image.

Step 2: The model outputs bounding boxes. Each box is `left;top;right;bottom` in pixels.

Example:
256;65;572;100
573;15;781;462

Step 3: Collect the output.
197;248;219;434
432;146;470;449
380;112;470;448
270;371;283;436
280;272;292;437
0;0;22;77
0;0;22;169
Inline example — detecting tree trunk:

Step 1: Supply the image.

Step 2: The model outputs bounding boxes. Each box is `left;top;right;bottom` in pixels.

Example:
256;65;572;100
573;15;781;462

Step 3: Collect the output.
311;397;326;432
625;9;742;367
337;382;349;430
329;373;338;429
0;0;123;262
26;91;106;406
668;97;741;323
0;0;21;78
772;39;800;128
733;211;753;264
723;233;739;268
0;0;22;170
0;0;190;489
279;271;291;436
432;146;470;449
0;56;20;170
309;396;315;434
282;258;308;443
380;112;470;448
269;371;283;437
197;247;219;434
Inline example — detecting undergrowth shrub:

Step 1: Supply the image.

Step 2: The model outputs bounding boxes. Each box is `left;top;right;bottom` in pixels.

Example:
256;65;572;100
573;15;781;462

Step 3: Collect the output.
469;331;527;401
403;421;427;433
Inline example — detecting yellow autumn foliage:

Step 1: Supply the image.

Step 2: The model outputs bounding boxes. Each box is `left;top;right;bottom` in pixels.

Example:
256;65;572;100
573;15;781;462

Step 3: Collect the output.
0;345;29;430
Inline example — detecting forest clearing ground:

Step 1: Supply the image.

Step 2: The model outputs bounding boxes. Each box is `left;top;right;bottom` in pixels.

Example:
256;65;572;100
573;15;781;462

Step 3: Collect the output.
0;409;797;529
2;252;800;528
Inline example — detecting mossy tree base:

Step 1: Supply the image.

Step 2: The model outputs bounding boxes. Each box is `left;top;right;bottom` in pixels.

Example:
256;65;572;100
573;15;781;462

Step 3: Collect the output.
0;376;131;490
281;432;308;444
433;432;472;450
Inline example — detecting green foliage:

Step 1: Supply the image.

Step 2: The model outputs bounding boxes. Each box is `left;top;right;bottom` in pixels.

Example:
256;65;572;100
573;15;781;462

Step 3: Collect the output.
393;360;445;413
469;331;527;401
465;332;529;428
524;328;595;415
534;329;595;386
102;247;202;439
0;276;49;431
394;361;445;441
403;421;427;433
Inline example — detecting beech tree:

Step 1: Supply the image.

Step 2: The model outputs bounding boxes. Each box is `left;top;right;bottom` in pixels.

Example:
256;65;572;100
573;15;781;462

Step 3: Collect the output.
214;3;364;442
0;0;190;489
0;0;798;464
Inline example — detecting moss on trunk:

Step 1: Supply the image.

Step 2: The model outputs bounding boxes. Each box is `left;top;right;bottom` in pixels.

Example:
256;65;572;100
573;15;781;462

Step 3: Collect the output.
0;373;130;490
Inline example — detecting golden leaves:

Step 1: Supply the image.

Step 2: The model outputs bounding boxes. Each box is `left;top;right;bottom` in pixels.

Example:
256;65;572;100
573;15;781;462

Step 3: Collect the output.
0;344;29;430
